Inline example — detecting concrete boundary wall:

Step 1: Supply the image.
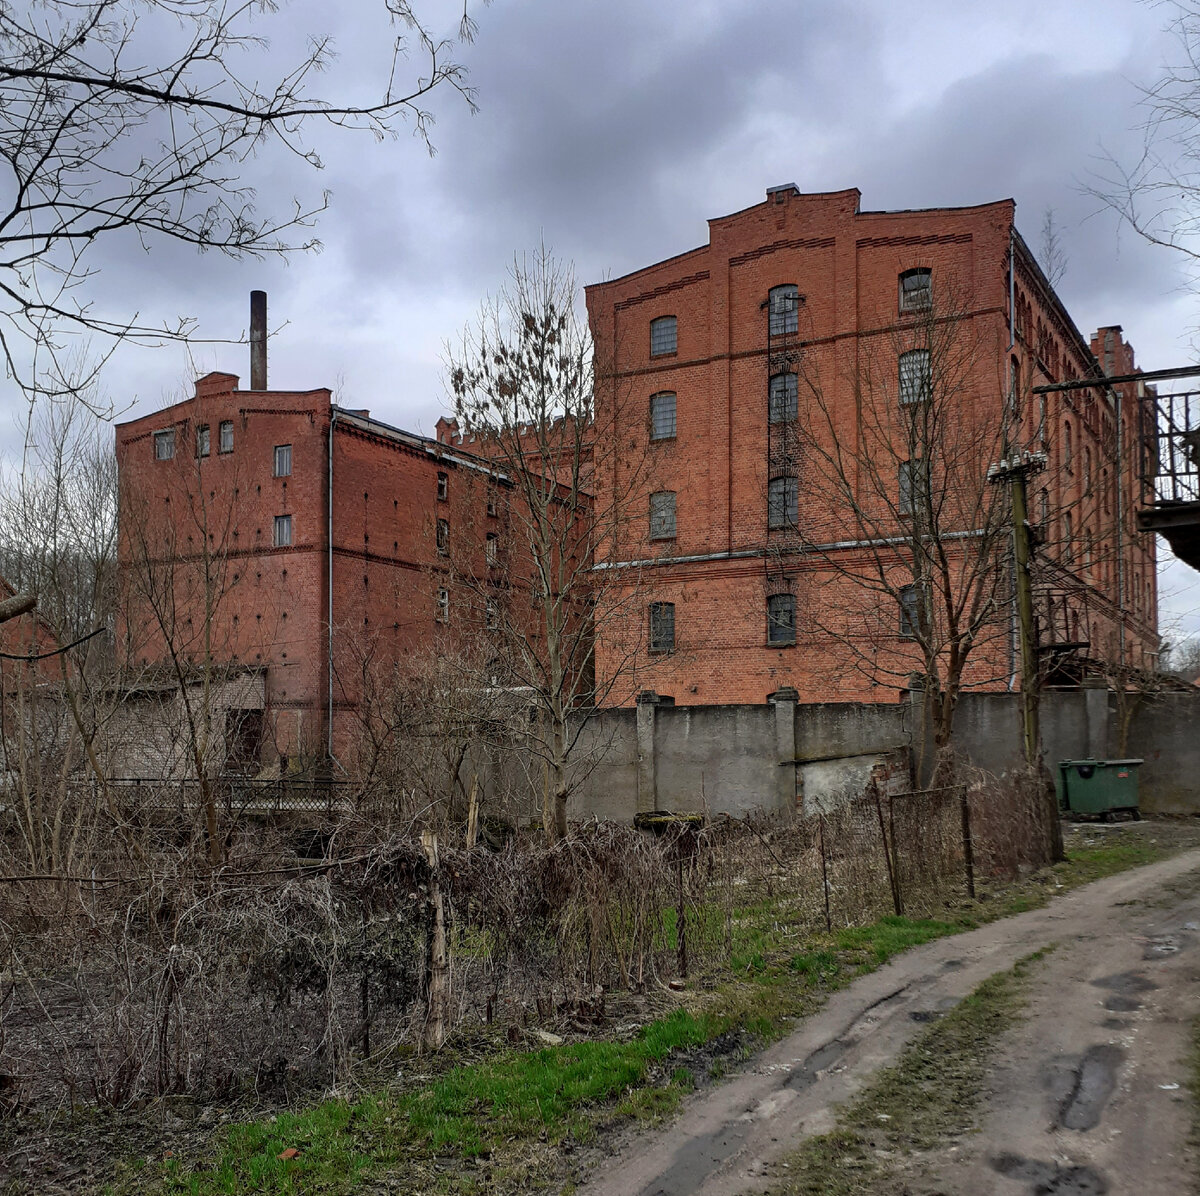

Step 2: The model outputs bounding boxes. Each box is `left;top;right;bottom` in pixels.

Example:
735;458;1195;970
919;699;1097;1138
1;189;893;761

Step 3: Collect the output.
563;686;1200;820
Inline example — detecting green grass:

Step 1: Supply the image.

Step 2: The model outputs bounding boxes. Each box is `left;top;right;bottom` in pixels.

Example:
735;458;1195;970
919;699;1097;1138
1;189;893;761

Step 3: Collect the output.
134;826;1178;1196
777;950;1049;1195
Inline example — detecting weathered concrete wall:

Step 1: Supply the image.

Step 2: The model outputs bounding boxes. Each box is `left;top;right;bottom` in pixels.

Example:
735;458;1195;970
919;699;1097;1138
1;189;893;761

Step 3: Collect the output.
567;709;639;822
1121;694;1200;815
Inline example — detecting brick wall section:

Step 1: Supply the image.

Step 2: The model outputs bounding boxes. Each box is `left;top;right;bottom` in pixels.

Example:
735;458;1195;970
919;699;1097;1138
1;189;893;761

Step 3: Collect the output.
585;186;1158;706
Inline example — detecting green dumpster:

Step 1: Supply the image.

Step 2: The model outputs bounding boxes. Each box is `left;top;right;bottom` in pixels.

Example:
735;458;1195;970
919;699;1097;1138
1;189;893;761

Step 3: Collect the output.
1057;759;1143;818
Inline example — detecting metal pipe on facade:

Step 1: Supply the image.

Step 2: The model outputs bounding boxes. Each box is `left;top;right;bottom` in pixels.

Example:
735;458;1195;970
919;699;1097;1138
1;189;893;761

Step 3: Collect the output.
328;404;337;761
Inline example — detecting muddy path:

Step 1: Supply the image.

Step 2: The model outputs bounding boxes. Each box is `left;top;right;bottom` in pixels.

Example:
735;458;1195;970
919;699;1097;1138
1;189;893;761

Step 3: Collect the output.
577;846;1200;1196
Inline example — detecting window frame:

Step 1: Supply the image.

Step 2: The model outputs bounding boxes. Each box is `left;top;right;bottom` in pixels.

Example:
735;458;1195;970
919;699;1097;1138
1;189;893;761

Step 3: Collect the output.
649;391;677;441
649;315;677;358
273;514;293;548
768;284;801;336
898;458;927;516
898;267;932;313
767;475;798;530
649;491;677;541
485;597;499;631
486;480;499;517
154;429;175;460
767;592;796;646
273;444;292;478
486;531;499;566
436;587;449;624
436;517;449;556
898;583;921;638
218;420;234;454
768;371;798;424
196;424;210;458
437;471;449;502
648;601;675;653
898;348;931;406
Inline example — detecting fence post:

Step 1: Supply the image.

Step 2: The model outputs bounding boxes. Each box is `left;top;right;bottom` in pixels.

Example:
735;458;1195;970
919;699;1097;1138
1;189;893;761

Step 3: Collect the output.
768;687;799;812
636;691;669;815
818;813;832;932
872;788;903;916
959;785;976;899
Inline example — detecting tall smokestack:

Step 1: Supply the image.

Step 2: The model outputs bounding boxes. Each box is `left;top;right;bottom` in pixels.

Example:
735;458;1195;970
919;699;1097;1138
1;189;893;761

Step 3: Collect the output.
250;290;267;390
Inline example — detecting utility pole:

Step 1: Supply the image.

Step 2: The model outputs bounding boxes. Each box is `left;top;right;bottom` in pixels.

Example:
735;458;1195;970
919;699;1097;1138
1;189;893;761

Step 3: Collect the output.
988;449;1063;861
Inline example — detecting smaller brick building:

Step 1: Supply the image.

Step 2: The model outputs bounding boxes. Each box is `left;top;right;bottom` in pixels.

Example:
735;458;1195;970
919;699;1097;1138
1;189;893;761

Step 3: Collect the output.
116;371;517;770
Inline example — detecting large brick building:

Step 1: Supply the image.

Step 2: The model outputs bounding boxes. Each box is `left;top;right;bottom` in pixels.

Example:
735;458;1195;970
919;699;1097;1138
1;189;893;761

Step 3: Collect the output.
116;369;516;770
585;186;1158;706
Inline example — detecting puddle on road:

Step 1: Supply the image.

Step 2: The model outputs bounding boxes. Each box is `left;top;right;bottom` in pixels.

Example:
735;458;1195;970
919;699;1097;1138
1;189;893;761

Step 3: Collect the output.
991;1151;1109;1195
1059;1044;1125;1131
785;1038;847;1091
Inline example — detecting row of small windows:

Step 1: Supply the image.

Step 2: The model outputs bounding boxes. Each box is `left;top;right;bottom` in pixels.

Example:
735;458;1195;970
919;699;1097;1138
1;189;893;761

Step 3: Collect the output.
646;270;933;358
649;349;927;445
435;587;501;630
154;425;295;476
647;594;798;652
437;469;500;517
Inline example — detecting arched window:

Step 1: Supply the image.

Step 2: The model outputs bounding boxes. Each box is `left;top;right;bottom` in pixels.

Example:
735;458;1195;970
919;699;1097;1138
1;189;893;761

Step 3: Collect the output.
768;372;798;423
767;476;798;529
898;349;930;405
768;285;800;335
899;268;932;313
650;315;677;357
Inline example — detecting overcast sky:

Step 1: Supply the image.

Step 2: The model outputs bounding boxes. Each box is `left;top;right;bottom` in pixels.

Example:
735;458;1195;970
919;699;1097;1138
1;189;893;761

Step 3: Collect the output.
8;0;1200;645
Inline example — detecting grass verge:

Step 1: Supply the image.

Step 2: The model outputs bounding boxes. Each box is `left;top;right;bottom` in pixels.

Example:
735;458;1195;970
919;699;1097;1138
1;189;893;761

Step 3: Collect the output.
774;949;1048;1195
118;825;1180;1196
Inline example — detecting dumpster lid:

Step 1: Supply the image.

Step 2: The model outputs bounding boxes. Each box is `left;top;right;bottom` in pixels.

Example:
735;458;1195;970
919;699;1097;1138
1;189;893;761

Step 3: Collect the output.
1058;758;1145;767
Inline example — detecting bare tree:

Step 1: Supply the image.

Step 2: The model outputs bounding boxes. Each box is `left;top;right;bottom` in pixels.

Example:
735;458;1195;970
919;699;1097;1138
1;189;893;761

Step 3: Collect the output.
0;0;484;406
1038;208;1068;289
790;290;1013;784
444;248;650;840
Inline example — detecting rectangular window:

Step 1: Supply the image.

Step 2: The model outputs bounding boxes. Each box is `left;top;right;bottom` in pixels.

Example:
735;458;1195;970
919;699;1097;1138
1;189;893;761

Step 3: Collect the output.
219;420;234;453
649;491;677;540
437;471;448;501
436;587;449;623
486;597;499;630
767;476;798;529
898;584;920;638
196;425;210;457
650;391;677;440
767;593;796;645
437;517;449;555
154;429;175;460
273;514;293;547
768;372;798;423
486;532;498;565
273;444;292;477
649;601;675;652
650;315;677;357
899;459;927;516
769;284;800;335
899;349;930;405
487;480;498;517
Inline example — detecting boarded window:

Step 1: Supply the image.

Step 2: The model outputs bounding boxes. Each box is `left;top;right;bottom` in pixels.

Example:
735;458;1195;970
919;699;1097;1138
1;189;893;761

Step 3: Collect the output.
649;491;677;540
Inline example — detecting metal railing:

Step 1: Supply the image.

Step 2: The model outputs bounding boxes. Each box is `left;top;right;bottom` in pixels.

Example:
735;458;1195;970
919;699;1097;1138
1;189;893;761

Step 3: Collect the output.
1141;386;1200;505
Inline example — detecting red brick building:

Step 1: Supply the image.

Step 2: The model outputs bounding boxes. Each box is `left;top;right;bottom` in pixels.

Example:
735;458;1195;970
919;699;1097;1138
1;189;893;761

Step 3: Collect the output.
116;371;515;770
585;186;1158;706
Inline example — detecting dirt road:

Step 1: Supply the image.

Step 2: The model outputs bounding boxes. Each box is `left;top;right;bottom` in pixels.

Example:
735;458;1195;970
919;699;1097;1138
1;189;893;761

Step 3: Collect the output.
579;845;1200;1196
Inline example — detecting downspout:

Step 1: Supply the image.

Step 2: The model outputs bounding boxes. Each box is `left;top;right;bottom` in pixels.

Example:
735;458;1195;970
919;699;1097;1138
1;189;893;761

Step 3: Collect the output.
1114;381;1126;669
328;404;337;762
1007;224;1018;690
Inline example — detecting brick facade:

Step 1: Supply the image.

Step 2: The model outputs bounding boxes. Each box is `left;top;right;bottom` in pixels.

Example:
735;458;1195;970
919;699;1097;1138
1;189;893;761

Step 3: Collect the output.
116;374;514;768
585;186;1158;706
